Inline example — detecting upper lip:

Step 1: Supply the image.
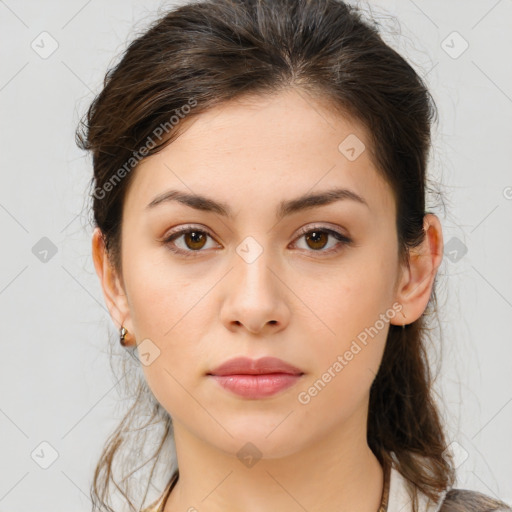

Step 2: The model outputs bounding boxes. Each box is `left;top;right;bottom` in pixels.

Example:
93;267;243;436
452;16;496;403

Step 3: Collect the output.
207;356;304;376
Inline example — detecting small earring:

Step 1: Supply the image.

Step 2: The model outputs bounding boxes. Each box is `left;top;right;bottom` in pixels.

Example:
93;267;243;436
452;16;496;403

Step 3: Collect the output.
402;310;407;329
120;325;128;346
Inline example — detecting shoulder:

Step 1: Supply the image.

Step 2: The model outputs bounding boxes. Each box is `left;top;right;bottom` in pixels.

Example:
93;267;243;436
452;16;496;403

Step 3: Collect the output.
438;488;512;512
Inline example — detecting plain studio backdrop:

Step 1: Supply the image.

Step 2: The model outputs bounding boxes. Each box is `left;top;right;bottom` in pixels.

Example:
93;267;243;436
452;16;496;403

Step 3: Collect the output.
0;0;511;510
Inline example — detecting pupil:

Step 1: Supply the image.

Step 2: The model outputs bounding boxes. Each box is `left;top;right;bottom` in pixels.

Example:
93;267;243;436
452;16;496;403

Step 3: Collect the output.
307;231;327;249
187;231;205;249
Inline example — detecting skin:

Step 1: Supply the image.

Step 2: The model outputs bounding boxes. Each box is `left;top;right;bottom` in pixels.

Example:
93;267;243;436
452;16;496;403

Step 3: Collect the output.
92;88;443;512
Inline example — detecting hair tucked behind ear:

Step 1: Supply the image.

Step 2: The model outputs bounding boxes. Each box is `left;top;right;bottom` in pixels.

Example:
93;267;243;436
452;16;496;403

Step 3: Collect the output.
77;1;459;510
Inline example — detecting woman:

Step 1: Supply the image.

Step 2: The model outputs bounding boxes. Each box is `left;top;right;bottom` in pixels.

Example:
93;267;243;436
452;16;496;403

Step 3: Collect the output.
77;0;511;511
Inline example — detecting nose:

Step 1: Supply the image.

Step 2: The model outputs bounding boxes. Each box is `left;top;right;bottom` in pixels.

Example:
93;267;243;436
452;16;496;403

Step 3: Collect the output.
220;247;290;335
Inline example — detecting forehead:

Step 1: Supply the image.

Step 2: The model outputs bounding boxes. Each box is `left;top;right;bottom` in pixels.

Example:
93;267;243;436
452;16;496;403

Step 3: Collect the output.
124;89;395;220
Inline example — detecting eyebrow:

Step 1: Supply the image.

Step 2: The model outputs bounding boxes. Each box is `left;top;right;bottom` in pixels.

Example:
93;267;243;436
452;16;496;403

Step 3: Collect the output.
145;187;369;220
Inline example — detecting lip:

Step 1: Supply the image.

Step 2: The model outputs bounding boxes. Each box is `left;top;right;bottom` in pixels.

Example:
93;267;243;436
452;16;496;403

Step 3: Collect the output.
207;356;304;399
207;356;304;376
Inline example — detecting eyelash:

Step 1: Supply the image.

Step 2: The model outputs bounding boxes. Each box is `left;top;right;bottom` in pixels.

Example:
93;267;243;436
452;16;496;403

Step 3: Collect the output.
162;224;352;258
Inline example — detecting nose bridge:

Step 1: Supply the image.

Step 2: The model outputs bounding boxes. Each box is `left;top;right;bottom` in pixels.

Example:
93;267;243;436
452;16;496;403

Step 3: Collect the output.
220;234;288;332
233;234;279;300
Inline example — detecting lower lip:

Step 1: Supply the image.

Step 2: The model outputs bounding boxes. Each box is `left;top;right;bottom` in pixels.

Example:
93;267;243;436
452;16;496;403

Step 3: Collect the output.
209;373;303;398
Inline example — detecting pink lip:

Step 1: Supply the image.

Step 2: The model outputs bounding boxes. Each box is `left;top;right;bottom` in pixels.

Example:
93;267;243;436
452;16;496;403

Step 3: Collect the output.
207;356;304;399
208;356;304;376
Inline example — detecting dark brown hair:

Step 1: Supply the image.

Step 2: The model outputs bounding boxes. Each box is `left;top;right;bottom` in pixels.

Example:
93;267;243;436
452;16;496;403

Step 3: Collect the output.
77;1;458;510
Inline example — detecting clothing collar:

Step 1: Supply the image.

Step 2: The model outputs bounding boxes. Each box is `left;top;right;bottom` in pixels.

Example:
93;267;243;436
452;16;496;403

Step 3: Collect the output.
144;456;451;512
387;458;450;512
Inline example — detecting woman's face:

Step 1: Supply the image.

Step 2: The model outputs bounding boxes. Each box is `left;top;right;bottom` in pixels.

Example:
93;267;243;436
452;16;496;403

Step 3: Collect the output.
112;89;405;457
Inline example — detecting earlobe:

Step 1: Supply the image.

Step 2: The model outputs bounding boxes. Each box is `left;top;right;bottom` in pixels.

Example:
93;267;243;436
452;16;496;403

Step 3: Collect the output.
91;227;133;341
391;214;444;325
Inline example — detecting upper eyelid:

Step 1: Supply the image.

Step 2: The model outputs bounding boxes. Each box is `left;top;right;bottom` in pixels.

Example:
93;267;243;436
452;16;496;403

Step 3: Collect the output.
163;224;351;252
164;223;348;240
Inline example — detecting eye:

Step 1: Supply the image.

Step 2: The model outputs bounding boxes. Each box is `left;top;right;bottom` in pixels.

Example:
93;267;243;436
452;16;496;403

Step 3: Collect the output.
163;226;219;257
291;225;352;255
162;224;352;257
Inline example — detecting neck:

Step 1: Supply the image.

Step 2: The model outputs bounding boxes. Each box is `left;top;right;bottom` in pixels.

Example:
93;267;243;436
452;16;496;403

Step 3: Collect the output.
164;414;384;512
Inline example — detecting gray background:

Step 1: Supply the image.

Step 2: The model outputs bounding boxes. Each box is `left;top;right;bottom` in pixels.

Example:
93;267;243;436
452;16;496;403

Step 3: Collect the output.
0;0;511;510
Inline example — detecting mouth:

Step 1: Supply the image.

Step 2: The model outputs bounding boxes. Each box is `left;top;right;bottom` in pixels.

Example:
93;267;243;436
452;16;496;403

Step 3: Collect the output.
206;356;305;399
208;355;304;377
208;372;304;399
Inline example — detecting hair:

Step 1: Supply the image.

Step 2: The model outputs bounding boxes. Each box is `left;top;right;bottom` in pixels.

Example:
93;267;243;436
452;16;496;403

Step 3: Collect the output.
76;0;457;510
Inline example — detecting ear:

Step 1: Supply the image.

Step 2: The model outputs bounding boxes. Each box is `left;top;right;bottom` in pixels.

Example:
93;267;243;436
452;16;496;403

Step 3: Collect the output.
390;214;444;325
91;227;135;345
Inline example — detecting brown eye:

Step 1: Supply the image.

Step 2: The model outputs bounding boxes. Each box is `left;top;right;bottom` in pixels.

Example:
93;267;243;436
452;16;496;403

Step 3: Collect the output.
163;227;218;256
304;230;329;250
163;225;352;258
183;231;207;250
293;226;352;255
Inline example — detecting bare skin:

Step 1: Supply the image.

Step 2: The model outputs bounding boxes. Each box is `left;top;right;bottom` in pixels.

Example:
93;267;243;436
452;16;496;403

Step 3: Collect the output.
92;88;443;512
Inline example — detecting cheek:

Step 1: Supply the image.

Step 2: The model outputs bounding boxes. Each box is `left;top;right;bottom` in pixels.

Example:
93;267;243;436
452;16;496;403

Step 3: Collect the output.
296;302;389;430
122;252;219;416
293;251;395;409
294;254;397;348
124;248;200;338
